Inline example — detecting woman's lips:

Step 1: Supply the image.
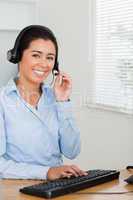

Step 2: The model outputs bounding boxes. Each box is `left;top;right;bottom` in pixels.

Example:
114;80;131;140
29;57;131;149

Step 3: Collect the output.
33;69;45;76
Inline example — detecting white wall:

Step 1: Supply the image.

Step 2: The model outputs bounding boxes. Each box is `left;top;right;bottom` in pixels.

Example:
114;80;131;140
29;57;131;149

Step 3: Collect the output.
0;0;37;86
37;0;133;170
0;30;18;85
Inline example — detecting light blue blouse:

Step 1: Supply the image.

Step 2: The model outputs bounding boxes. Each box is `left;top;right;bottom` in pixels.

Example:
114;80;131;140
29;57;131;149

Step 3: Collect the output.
0;77;80;179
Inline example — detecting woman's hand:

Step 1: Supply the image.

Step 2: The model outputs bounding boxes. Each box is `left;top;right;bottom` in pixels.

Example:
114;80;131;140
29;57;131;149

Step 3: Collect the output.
47;165;88;180
53;72;72;102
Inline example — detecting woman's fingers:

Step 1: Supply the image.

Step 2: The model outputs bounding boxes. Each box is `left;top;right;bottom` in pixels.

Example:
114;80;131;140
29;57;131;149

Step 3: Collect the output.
47;165;87;180
64;165;79;177
54;73;62;85
55;71;72;86
61;165;87;178
61;172;73;178
71;165;88;176
60;72;72;85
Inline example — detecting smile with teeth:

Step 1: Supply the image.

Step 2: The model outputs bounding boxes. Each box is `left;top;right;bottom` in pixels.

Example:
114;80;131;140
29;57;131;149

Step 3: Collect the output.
33;69;45;76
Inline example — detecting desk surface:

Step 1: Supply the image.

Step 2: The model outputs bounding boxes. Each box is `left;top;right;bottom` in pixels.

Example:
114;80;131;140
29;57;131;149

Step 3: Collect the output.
0;169;133;200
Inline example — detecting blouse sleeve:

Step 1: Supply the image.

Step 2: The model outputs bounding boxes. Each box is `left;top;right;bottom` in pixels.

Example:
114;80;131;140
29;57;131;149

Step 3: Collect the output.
56;101;81;159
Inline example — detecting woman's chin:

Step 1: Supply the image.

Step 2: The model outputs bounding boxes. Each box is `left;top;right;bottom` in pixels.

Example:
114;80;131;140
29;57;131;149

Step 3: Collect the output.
30;76;47;85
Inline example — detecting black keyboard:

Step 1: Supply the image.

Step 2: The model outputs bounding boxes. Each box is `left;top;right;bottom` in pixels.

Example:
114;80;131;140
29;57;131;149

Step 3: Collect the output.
20;169;120;198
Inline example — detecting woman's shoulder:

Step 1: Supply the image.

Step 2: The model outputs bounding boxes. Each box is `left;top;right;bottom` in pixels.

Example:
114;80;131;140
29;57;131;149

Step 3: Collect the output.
0;85;6;100
0;85;7;112
0;78;16;97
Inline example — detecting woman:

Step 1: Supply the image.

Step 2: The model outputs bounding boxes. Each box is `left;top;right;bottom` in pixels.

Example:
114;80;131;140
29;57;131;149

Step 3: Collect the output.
0;25;86;180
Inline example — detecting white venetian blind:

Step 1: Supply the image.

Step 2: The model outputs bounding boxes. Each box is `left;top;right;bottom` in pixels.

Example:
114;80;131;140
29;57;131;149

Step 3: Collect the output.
95;0;133;114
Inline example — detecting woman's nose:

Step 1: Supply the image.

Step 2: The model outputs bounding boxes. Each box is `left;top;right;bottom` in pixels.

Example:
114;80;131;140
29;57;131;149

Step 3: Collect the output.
39;58;48;67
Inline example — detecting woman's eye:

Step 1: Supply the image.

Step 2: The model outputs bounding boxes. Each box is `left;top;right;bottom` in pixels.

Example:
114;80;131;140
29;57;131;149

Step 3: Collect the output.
32;54;40;58
47;57;54;61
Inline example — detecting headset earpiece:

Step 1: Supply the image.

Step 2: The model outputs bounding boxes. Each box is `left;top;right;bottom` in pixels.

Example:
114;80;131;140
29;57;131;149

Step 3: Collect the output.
7;48;19;64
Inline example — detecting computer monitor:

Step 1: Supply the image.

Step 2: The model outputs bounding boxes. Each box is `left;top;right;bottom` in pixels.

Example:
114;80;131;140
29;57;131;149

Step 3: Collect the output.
126;166;133;170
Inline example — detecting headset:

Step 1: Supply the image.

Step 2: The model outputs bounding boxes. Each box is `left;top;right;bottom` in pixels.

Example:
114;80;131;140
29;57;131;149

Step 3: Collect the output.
7;25;59;75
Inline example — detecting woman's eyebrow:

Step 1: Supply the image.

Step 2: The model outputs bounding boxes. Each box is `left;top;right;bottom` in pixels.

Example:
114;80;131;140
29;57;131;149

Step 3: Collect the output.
47;53;56;56
31;50;42;54
31;50;55;56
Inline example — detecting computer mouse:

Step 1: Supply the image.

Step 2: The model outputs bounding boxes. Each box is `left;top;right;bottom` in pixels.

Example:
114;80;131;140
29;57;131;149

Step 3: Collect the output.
124;175;133;184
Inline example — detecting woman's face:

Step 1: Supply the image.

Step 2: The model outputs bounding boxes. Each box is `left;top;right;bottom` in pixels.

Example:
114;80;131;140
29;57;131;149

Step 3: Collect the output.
19;38;56;85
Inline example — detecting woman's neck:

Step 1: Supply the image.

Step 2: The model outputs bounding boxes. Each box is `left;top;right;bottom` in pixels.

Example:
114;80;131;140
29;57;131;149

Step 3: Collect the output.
16;76;41;93
16;76;42;107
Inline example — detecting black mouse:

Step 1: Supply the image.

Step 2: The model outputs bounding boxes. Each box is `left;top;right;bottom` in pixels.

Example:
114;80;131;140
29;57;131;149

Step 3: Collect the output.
125;175;133;184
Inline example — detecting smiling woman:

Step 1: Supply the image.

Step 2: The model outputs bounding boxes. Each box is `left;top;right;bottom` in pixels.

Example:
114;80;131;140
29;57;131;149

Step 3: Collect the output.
16;38;56;107
18;39;56;90
0;25;86;181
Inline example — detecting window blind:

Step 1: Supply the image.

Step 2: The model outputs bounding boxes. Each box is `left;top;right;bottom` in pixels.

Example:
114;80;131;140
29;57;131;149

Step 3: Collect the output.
95;0;133;114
